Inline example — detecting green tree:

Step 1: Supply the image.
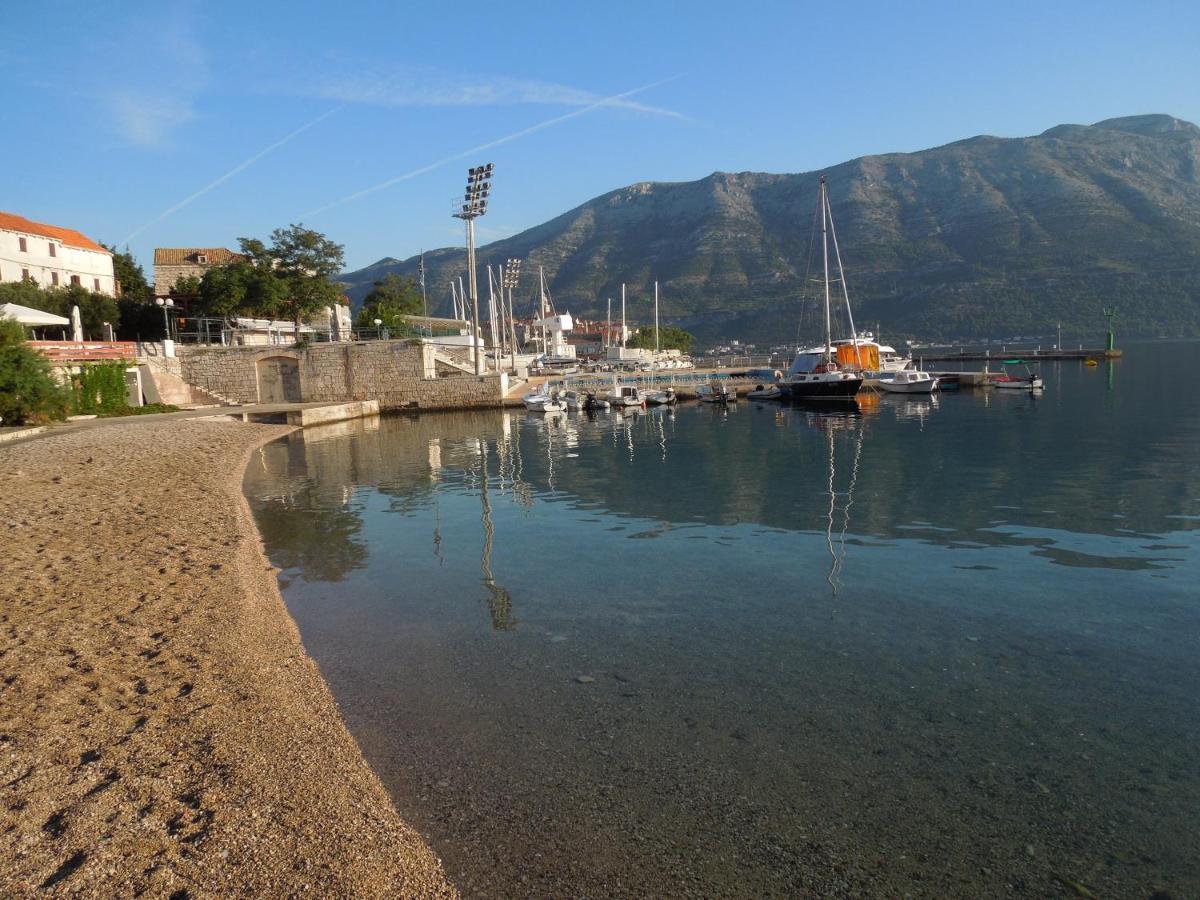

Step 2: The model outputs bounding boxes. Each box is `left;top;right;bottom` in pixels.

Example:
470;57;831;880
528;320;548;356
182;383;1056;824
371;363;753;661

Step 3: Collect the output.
356;274;423;329
627;324;693;353
62;284;120;338
196;261;286;319
170;274;201;300
0;283;119;338
103;245;151;301
0;281;56;313
256;224;345;332
0;318;68;424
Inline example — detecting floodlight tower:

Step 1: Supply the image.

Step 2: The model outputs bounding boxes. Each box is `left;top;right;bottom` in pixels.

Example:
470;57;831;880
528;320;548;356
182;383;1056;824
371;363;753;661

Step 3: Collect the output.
453;163;494;374
502;257;522;371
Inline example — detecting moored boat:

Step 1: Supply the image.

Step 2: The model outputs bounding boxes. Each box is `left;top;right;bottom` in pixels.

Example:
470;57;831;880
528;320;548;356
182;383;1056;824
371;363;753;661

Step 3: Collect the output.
879;369;938;394
746;384;783;400
697;381;737;404
991;360;1044;390
644;386;677;405
778;176;864;403
523;383;567;411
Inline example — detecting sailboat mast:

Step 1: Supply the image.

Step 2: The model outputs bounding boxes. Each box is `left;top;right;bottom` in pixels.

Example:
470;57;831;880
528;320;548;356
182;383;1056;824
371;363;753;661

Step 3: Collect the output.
538;267;547;356
607;297;612;351
825;183;861;367
419;250;428;334
495;265;507;358
654;280;660;354
821;177;833;363
621;283;627;349
486;266;498;360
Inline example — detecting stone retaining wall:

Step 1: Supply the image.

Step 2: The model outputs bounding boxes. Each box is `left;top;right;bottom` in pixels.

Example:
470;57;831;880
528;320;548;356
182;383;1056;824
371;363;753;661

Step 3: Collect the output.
178;341;507;410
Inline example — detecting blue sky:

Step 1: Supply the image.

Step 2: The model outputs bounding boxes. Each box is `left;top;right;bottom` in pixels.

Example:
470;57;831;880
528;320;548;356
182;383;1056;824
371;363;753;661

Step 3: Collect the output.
4;0;1198;274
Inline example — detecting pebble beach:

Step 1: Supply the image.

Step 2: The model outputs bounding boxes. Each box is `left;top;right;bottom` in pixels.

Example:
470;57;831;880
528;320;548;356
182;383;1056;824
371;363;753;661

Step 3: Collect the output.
0;417;455;898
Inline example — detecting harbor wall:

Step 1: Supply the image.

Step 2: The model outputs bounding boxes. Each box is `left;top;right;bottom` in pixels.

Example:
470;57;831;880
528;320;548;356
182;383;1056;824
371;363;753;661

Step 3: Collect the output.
178;342;507;410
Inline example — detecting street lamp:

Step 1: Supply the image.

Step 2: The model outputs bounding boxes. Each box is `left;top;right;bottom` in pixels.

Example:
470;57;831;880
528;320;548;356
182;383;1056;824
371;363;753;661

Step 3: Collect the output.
155;296;174;339
502;258;522;372
453;162;494;375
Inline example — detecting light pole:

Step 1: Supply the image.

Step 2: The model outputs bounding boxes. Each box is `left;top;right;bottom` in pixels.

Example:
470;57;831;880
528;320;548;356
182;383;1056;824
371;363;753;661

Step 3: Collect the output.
502;257;522;372
374;317;385;340
154;296;174;339
453;163;493;375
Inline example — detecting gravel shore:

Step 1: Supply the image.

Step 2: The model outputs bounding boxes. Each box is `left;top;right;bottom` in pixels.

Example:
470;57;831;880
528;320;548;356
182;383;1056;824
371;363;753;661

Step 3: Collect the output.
0;417;456;898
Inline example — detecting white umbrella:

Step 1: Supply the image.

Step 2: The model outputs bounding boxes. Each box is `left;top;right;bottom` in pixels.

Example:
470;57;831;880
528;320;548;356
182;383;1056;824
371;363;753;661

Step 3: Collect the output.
71;305;84;342
0;302;69;327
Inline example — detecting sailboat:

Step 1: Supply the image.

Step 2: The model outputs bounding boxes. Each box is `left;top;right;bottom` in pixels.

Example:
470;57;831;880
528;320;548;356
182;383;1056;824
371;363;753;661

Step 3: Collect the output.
779;176;864;401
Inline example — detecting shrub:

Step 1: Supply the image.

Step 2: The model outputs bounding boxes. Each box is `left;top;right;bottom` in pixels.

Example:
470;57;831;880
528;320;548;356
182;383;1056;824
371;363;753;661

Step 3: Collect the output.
69;361;129;415
0;318;69;425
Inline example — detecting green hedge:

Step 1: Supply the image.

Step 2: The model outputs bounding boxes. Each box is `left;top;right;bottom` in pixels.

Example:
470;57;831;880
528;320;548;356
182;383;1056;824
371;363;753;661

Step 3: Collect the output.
70;362;129;415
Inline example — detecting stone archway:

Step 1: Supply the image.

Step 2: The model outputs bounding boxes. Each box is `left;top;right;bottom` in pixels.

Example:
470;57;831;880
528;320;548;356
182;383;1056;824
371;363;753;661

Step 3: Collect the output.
256;355;301;403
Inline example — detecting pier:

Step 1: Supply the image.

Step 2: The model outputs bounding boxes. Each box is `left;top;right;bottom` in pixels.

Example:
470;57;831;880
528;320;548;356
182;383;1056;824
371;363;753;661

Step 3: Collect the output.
914;347;1121;363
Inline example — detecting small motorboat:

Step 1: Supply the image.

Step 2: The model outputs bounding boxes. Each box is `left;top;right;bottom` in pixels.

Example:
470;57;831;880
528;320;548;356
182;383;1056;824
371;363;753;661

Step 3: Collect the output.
879;370;938;394
746;383;782;400
697;381;737;404
607;385;645;407
991;360;1044;390
523;385;567;411
644;387;677;405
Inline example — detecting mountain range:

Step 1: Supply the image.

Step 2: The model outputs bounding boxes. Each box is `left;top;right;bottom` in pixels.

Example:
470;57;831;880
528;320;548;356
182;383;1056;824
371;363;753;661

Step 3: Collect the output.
339;114;1200;344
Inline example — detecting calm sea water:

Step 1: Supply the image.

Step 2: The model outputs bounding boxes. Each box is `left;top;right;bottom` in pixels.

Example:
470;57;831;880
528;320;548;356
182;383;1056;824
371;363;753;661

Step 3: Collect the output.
244;342;1199;899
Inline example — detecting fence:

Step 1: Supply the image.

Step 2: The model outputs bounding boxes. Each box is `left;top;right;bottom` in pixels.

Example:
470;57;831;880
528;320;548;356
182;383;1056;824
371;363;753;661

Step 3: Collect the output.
173;318;465;347
29;341;136;362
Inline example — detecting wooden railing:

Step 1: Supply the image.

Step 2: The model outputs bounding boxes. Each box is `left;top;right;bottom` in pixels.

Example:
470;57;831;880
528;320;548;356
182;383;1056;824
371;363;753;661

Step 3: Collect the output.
28;341;137;361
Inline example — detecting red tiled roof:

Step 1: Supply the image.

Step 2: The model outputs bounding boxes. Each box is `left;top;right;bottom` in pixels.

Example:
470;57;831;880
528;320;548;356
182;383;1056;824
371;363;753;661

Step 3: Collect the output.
0;211;110;254
153;248;247;266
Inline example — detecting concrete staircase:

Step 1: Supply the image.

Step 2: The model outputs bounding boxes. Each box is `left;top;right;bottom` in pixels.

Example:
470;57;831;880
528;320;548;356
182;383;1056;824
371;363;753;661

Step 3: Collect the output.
138;355;235;407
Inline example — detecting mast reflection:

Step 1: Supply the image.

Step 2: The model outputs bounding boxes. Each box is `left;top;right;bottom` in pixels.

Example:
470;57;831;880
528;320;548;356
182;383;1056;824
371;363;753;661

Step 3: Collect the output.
478;438;515;631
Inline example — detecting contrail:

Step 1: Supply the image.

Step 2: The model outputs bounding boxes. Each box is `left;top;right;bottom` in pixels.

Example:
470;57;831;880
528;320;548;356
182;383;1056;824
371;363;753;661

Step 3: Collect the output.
122;107;341;244
302;76;680;218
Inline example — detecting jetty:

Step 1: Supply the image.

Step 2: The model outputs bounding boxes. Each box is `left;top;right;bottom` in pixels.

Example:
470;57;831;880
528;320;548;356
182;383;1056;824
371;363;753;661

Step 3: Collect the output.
913;346;1121;363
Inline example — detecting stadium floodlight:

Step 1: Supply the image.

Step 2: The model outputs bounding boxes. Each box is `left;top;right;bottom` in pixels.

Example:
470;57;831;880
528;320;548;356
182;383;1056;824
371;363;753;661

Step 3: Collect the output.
452;163;494;374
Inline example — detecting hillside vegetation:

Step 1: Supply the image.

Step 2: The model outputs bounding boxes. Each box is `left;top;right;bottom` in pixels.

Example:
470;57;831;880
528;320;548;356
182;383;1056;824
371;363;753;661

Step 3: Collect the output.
341;115;1200;343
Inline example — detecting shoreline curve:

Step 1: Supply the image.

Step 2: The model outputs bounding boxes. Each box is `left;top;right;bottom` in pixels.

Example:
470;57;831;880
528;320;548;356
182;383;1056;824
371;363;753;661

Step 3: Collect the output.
0;417;456;897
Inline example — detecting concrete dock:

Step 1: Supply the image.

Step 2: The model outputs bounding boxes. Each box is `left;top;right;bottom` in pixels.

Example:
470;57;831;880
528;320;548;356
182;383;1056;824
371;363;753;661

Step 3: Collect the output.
914;347;1121;363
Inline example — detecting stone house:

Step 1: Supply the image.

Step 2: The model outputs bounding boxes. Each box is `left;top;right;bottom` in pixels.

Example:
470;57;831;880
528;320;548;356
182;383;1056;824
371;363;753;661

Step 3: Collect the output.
153;247;247;296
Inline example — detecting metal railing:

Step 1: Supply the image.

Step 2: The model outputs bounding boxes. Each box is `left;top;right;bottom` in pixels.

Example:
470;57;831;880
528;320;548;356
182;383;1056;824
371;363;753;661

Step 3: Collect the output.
29;340;137;361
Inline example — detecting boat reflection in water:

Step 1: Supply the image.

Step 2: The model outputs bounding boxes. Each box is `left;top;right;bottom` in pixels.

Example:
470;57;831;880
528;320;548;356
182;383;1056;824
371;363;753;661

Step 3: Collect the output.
793;405;867;597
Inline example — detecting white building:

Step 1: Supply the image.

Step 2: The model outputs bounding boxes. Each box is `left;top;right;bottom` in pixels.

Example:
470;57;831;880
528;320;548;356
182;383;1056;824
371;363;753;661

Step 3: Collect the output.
0;211;116;295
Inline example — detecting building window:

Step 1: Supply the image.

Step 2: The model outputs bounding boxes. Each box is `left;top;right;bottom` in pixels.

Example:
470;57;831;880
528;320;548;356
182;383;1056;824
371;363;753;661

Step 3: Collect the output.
196;254;208;264
19;237;27;252
52;272;60;286
22;268;30;280
49;242;57;257
94;278;101;291
71;275;81;286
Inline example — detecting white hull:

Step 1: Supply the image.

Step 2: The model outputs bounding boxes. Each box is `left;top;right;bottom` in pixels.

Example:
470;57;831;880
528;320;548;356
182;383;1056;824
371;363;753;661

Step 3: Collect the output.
880;373;938;394
524;398;566;411
993;379;1044;390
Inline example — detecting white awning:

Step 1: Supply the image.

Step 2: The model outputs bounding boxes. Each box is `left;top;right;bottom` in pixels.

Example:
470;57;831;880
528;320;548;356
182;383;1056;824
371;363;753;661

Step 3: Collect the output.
0;303;70;327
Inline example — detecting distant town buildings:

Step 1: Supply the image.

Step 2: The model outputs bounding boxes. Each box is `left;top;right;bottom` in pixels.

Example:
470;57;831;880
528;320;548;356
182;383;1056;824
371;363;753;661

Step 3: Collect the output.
153;247;247;295
0;211;115;295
